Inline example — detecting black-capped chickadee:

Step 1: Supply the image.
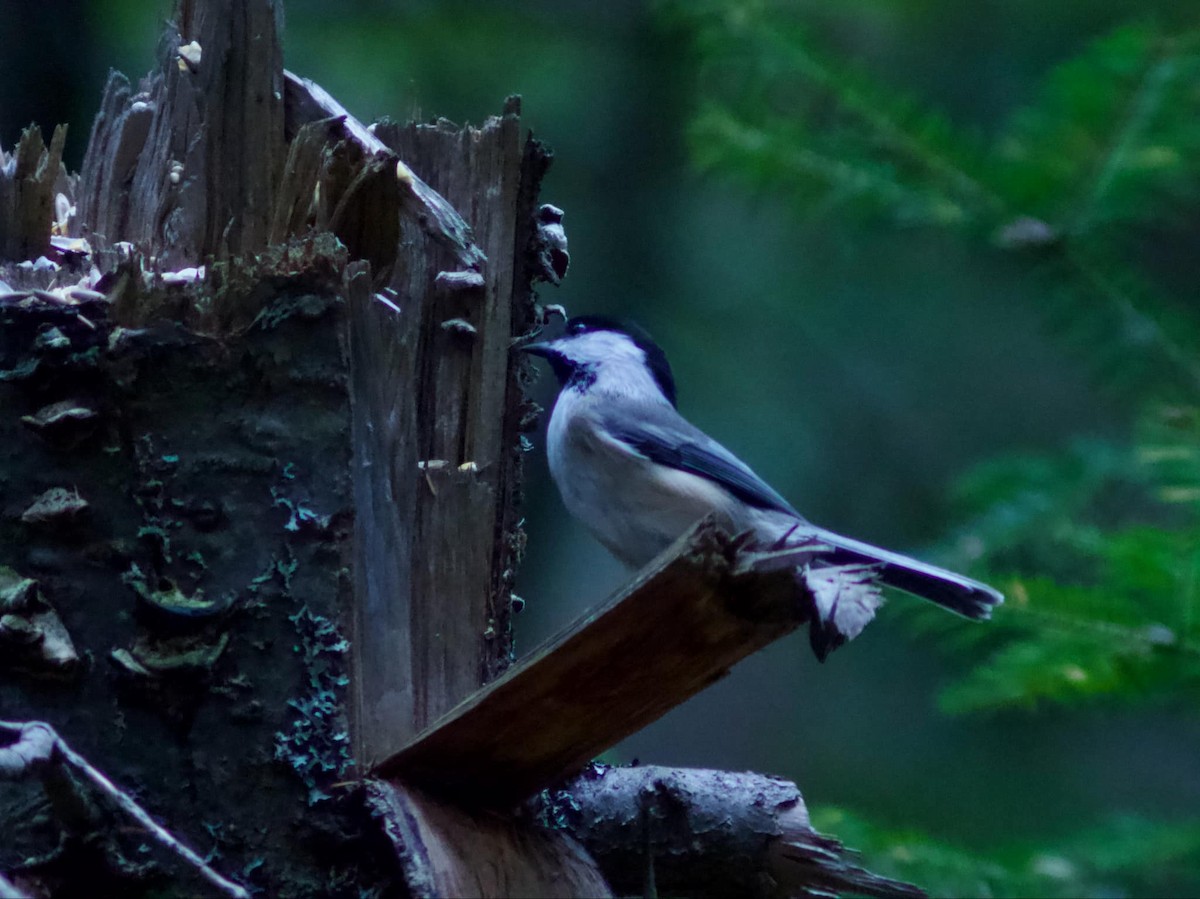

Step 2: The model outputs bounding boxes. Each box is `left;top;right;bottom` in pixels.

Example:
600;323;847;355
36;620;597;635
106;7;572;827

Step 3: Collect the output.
521;315;1002;660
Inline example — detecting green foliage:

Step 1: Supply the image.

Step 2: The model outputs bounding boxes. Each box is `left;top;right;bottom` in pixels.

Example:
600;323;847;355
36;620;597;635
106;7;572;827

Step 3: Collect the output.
665;4;1200;237
663;0;1200;712
1141;403;1200;506
931;437;1200;712
663;2;1200;404
1000;27;1200;232
813;807;1200;898
664;3;1200;894
667;1;998;228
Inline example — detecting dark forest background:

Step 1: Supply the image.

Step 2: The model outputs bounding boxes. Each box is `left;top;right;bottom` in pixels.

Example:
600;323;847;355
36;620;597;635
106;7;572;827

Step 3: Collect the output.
4;1;1199;894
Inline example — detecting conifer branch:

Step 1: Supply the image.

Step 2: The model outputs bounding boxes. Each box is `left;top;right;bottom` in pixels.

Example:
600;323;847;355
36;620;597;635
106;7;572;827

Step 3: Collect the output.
1070;35;1178;234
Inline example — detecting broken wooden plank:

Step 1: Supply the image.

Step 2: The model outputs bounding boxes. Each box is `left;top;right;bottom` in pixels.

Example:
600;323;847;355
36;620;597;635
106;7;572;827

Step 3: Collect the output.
373;520;808;806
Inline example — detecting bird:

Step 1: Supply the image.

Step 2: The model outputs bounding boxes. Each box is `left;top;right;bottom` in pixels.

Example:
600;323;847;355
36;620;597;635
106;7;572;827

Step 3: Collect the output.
520;314;1003;660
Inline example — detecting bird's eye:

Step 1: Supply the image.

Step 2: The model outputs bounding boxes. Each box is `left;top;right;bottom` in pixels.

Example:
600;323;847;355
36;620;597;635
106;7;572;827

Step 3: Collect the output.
567;321;587;335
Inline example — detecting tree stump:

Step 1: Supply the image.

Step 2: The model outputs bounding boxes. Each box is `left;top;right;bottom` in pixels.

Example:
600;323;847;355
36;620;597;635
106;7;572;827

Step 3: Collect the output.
0;1;925;897
0;0;548;893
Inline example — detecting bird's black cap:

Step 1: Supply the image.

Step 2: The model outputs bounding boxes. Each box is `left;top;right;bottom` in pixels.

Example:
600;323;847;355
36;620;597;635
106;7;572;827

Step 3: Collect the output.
559;315;677;407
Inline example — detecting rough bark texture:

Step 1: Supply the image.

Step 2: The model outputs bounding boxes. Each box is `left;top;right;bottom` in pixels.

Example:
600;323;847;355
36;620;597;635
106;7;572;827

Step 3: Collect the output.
0;0;546;893
0;720;251;899
556;765;925;899
0;239;395;897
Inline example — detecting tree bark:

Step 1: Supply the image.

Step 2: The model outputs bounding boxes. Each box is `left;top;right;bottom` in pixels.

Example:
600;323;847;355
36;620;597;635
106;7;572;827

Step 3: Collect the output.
0;237;395;897
0;0;547;894
557;765;924;899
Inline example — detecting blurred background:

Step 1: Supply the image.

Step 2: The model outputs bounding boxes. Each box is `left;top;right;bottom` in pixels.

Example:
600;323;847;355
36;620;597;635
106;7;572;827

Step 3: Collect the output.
4;0;1199;894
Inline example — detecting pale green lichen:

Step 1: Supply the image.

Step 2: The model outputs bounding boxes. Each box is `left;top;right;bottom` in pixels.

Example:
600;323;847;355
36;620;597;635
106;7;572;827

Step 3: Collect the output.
273;606;352;805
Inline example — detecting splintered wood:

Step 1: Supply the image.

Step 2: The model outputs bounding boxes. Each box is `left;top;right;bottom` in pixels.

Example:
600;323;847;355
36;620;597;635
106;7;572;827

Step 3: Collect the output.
367;781;613;899
0;125;69;262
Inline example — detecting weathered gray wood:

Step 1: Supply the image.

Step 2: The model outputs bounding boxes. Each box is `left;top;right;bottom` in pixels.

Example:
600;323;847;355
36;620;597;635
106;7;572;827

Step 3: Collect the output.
367;780;612;899
374;521;810;807
559;765;924;899
0;125;67;262
269;113;401;276
77;0;286;264
348;101;543;766
283;71;486;270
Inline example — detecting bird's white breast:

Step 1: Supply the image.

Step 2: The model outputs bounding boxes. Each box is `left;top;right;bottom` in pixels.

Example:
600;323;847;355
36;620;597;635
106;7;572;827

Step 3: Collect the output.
546;391;745;568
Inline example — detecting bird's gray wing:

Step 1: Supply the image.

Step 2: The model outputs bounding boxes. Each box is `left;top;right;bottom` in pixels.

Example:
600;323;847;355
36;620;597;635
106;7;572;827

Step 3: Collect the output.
601;406;801;517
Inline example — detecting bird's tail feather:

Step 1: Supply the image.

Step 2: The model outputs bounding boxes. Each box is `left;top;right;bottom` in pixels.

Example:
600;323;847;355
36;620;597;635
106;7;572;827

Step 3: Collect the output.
809;527;1003;620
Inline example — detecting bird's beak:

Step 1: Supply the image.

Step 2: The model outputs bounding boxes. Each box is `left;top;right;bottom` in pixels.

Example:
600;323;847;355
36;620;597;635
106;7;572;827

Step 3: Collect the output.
517;340;555;359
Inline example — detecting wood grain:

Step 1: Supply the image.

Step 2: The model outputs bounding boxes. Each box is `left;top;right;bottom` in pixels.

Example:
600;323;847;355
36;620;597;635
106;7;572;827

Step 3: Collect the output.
368;780;612;899
0;124;67;262
348;102;544;765
77;0;286;265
